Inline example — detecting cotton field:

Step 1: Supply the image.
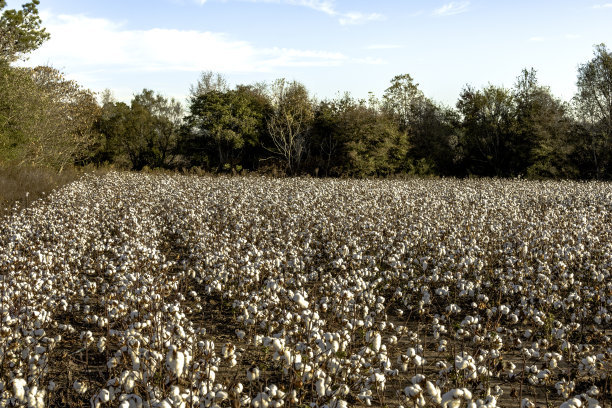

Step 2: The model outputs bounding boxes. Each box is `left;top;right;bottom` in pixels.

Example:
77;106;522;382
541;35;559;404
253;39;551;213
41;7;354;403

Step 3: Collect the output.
0;173;611;408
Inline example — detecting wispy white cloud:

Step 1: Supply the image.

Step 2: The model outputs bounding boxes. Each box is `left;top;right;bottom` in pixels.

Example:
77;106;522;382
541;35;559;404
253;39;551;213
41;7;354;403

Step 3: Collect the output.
365;44;403;50
285;0;336;15
338;12;384;26
199;0;383;25
528;36;545;42
433;1;470;16
24;12;380;78
592;3;612;8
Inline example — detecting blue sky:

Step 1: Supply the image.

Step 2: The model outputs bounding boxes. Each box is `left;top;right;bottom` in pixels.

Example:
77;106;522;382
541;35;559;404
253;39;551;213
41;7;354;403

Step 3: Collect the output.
7;0;612;106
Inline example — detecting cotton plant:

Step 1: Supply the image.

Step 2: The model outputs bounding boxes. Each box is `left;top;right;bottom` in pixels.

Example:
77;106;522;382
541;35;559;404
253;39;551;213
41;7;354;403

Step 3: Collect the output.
0;173;611;407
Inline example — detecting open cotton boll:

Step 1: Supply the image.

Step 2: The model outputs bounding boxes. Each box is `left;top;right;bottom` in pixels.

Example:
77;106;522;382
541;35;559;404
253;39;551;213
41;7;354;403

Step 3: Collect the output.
292;293;309;309
426;381;442;404
247;366;260;382
27;386;45;408
99;389;111;403
12;378;27;404
252;392;271;408
73;380;88;394
315;378;326;398
166;345;185;378
371;332;382;352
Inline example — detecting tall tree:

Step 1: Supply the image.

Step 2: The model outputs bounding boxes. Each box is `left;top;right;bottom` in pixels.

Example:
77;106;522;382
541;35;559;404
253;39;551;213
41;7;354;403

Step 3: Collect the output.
0;0;49;62
0;62;38;163
383;74;425;132
189;71;229;100
94;96;132;167
132;89;182;168
311;94;407;177
457;85;516;176
267;79;314;174
409;100;460;176
513;68;576;178
574;44;612;178
1;65;99;170
182;89;261;170
95;90;182;170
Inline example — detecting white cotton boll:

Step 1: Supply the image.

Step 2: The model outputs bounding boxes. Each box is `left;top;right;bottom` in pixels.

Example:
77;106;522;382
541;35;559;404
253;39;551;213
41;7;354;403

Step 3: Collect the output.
404;385;422;397
521;398;535;408
215;390;228;401
166;346;185;378
123;372;137;393
235;329;246;339
559;397;583;408
252;392;270;408
315;378;326;397
371;332;382;352
426;381;442;404
98;337;107;352
73;380;88;394
293;293;309;309
455;356;469;370
441;389;465;408
272;338;283;353
99;389;110;403
247;367;260;382
231;383;243;396
12;378;27;404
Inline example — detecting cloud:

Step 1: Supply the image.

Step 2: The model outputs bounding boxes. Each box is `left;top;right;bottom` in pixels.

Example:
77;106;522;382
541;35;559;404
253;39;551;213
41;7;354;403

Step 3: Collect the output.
285;0;336;15
23;12;380;77
199;0;383;25
565;34;581;39
592;3;612;8
433;1;470;16
338;12;385;26
528;36;545;42
365;44;403;50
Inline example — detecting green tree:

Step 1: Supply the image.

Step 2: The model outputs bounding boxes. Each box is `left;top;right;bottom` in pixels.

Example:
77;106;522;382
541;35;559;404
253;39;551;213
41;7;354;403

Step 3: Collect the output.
0;0;49;62
574;44;612;178
182;89;261;170
409;100;460;176
234;84;273;170
1;64;99;170
95;90;182;170
28;66;100;170
513;68;577;178
132;89;182;168
311;96;349;176
311;94;407;177
383;74;425;132
189;71;229;99
457;84;516;176
94;94;132;167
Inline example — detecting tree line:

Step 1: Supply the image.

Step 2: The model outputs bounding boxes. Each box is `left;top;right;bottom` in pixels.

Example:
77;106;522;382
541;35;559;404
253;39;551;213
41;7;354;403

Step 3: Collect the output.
2;1;612;179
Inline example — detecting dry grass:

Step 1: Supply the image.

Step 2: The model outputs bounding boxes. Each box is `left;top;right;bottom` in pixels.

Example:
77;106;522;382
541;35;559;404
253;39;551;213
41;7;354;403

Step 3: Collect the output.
0;164;106;218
